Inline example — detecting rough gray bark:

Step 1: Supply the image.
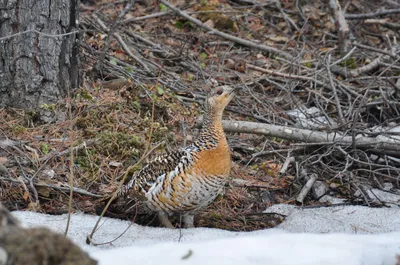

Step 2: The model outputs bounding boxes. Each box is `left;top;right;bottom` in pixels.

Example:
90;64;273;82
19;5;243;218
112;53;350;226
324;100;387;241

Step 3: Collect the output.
0;0;79;121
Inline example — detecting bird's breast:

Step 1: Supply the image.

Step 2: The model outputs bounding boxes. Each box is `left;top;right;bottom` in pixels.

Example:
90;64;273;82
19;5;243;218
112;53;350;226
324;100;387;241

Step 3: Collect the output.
192;139;231;177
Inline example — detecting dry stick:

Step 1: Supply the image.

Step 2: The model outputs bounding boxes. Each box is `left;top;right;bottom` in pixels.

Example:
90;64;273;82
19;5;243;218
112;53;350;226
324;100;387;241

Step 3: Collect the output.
65;91;74;237
273;0;300;32
375;21;400;31
0;176;102;197
329;0;350;55
92;15;153;74
89;203;139;246
296;174;317;204
330;55;384;78
329;46;357;67
2;140;96;168
119;11;174;24
159;0;293;60
344;8;400;19
247;64;331;90
198;119;400;153
279;156;295;174
120;8;233;25
14;157;38;204
92;1;134;75
252;147;305;158
113;33;153;74
41;140;96;163
349;56;383;77
326;54;344;123
384;0;400;8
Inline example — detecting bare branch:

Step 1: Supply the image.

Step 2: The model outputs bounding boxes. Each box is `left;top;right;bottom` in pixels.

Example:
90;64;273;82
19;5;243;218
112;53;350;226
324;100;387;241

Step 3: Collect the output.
329;0;350;55
296;174;317;204
345;8;400;20
197;119;400;155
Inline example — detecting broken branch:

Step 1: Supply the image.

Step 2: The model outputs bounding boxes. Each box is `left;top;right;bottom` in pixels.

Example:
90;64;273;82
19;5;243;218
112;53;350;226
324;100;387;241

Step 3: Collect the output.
345;8;400;20
197;119;400;155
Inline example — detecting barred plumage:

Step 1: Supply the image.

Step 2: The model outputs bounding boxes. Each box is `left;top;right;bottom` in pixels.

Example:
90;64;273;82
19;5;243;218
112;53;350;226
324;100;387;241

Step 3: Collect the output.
121;85;239;228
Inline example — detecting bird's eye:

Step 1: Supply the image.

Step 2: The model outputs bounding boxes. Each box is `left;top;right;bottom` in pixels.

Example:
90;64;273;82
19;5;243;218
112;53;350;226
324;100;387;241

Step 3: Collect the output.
216;89;223;95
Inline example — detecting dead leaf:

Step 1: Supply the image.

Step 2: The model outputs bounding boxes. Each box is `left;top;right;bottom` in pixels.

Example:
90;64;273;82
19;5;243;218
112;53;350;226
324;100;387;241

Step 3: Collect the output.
23;191;30;201
204;19;215;29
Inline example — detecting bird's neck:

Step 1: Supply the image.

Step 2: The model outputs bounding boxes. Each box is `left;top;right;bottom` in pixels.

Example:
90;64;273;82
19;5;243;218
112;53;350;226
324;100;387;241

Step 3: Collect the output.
197;108;226;147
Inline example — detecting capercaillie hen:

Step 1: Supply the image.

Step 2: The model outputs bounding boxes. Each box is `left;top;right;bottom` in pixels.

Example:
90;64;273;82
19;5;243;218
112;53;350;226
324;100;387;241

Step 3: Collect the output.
120;85;239;228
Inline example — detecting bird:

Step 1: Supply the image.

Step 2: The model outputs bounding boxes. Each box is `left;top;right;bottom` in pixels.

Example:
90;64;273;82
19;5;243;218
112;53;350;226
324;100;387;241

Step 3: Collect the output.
120;85;239;228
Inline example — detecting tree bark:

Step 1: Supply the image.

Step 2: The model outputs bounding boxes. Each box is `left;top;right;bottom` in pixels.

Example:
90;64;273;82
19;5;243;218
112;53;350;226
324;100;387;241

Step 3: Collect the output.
0;0;79;121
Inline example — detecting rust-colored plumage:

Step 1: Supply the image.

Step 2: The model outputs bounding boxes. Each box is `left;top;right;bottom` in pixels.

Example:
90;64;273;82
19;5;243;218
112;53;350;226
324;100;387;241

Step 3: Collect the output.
120;85;238;228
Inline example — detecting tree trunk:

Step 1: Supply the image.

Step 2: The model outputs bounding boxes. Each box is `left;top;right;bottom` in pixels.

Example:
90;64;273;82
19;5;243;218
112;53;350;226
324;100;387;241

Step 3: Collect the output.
0;0;79;122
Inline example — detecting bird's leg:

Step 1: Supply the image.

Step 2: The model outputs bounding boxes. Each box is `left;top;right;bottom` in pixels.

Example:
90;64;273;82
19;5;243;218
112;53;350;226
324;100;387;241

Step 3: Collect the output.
182;214;195;228
157;212;174;228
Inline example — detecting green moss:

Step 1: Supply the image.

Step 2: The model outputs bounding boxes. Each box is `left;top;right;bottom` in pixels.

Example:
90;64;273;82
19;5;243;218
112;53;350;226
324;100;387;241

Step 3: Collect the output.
130;101;141;112
75;155;95;171
75;88;94;101
196;6;238;32
199;52;208;61
339;58;357;69
40;143;50;154
303;62;313;68
209;212;222;219
75;117;91;129
12;125;27;135
151;128;176;143
96;132;145;159
40;103;56;110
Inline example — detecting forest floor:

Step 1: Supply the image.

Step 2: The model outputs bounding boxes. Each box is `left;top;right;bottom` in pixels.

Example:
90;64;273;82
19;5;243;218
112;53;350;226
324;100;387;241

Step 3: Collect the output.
1;0;400;231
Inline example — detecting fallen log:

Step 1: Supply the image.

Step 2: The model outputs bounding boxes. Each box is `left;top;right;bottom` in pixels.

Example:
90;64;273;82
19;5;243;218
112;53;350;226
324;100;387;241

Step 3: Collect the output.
197;119;400;156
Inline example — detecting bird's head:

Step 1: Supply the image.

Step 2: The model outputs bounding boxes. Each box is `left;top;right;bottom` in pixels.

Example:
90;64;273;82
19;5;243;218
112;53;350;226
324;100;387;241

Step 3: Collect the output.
206;85;239;113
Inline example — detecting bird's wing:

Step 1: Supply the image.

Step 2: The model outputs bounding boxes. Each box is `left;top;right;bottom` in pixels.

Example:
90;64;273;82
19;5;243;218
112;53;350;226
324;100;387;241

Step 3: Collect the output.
120;146;196;198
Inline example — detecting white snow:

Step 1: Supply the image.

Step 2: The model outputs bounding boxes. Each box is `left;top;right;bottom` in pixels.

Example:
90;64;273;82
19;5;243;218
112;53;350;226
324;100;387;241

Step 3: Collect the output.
11;204;400;265
265;204;400;233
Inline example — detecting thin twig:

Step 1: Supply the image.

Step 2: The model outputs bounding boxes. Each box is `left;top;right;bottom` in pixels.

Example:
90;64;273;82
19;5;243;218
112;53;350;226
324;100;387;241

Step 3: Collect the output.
88;203;138;246
329;0;350;55
247;64;331;90
92;1;134;75
326;54;344;123
113;33;153;73
196;119;400;155
352;42;396;58
0;176;102;198
119;11;174;24
65;90;74;237
345;8;400;20
296;174;317;204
